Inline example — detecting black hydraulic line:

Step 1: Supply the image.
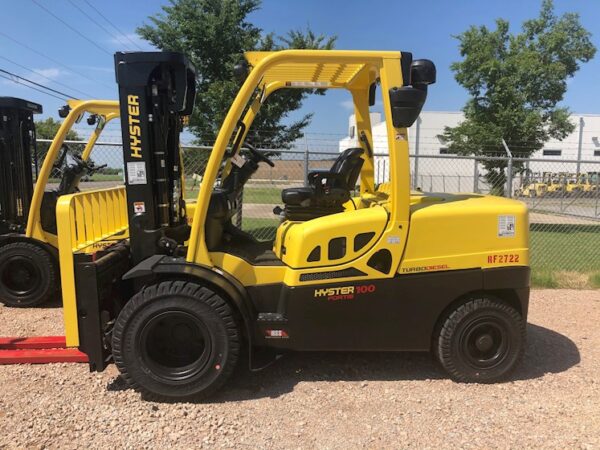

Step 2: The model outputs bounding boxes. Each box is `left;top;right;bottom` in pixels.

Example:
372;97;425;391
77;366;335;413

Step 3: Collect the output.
0;55;92;98
30;0;112;56
0;31;113;90
0;68;76;99
67;0;135;51
0;73;68;101
82;0;144;51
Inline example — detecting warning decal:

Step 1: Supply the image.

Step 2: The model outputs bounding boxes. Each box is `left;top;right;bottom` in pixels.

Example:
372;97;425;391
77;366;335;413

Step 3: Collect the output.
498;215;516;237
127;162;147;185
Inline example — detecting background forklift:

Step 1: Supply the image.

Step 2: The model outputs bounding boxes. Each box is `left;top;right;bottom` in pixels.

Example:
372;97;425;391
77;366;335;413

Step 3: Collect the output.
54;49;530;401
0;97;119;307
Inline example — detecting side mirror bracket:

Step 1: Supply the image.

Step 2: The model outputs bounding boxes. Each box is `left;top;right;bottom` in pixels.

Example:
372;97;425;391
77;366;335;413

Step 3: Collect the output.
388;59;436;128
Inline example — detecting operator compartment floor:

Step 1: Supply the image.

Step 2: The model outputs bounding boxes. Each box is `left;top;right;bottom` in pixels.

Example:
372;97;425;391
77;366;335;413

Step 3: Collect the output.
216;234;284;266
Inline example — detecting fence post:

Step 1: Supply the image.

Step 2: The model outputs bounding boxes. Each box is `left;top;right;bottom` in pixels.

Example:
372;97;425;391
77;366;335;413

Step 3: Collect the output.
473;159;479;193
413;116;421;189
235;188;243;228
502;139;513;198
303;136;310;187
576;116;584;175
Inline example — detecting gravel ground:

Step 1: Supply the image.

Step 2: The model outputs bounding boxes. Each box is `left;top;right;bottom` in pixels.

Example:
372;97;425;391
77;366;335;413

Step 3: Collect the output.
0;289;598;449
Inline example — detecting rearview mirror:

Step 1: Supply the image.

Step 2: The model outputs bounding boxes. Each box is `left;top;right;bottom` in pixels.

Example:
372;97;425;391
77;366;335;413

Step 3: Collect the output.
388;59;436;128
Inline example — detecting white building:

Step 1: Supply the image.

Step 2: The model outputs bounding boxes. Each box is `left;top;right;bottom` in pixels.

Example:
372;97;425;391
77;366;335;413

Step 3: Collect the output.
339;111;600;192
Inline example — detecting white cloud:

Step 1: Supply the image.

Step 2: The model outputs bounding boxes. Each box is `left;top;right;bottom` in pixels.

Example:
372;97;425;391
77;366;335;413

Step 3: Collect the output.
32;68;61;81
0;68;62;87
72;65;113;73
340;100;354;110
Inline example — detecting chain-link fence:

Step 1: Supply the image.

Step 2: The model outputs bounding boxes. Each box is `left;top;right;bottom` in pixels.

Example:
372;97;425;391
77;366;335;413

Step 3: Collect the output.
36;138;600;288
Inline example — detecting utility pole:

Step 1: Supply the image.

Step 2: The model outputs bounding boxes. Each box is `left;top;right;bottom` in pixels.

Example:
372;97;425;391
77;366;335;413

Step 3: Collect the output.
576;116;584;175
412;116;421;189
502;139;513;198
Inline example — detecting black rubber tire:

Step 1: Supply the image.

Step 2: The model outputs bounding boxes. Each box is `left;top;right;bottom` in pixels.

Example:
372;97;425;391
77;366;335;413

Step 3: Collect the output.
112;281;240;401
435;297;525;383
0;242;57;307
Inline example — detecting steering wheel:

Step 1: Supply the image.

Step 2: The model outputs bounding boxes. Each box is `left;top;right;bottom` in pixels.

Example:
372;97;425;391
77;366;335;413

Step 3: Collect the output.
71;153;107;175
52;143;70;173
244;142;275;167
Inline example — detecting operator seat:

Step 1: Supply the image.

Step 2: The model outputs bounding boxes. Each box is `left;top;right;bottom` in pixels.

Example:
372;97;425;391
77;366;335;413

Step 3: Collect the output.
281;147;364;221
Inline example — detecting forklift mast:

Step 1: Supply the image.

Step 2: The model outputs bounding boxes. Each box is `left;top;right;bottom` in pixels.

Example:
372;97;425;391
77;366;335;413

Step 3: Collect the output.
0;97;42;234
114;52;196;264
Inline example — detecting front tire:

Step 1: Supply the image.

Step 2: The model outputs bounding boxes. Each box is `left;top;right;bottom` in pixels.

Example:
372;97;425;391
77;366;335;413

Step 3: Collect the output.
0;242;57;307
435;297;525;383
112;281;240;401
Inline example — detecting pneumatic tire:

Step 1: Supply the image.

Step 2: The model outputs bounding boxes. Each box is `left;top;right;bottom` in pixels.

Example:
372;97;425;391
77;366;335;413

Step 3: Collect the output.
0;242;57;307
435;297;525;383
112;281;240;401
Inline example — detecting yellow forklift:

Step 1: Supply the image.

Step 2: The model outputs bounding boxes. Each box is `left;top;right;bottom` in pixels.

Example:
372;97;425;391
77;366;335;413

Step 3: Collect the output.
0;97;120;307
50;50;529;400
543;172;565;197
564;173;583;197
515;170;547;198
575;172;598;196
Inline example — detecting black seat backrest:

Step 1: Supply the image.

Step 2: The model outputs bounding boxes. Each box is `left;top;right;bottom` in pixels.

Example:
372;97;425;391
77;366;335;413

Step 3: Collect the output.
329;147;364;189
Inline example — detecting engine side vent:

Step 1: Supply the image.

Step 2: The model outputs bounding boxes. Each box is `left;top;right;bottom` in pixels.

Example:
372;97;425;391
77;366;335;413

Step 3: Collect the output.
299;267;366;282
367;249;392;274
328;237;346;260
307;246;321;262
353;232;375;252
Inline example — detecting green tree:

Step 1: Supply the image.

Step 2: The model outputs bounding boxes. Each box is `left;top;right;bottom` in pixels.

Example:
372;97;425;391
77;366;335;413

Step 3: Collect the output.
35;117;79;141
35;117;82;173
440;0;595;194
137;0;336;148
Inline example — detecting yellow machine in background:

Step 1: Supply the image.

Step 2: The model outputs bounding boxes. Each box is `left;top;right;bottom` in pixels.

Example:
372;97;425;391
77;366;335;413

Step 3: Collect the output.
564;173;583;196
0;100;120;307
576;172;599;196
515;171;547;198
516;171;600;199
55;50;530;401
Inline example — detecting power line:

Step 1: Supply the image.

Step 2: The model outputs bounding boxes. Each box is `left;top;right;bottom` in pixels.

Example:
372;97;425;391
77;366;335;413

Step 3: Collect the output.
0;68;75;100
0;73;67;101
67;0;134;51
0;31;114;90
0;55;93;98
30;0;112;56
82;0;144;51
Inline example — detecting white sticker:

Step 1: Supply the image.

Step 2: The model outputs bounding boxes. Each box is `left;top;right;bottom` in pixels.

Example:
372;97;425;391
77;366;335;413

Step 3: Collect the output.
498;215;516;237
133;202;146;213
387;235;401;244
127;162;147;185
231;153;246;168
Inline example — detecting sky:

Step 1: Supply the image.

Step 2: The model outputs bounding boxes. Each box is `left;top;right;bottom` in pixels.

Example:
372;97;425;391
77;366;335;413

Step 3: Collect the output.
1;0;599;142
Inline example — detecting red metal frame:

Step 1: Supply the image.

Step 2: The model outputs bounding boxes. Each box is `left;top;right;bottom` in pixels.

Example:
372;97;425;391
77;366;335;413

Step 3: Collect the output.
0;336;88;364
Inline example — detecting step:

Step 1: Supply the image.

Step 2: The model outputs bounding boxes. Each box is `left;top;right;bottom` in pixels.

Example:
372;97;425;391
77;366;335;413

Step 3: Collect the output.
257;313;287;323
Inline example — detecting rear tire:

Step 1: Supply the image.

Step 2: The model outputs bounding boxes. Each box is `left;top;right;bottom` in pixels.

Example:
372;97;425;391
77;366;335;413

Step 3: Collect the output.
112;281;240;401
435;297;525;383
0;242;57;307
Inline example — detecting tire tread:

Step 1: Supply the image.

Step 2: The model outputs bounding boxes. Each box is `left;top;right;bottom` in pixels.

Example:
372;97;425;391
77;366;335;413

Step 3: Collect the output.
436;297;525;383
112;281;239;401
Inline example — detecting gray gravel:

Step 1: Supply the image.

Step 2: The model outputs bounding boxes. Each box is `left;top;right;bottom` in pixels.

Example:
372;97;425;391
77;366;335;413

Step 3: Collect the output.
0;289;598;449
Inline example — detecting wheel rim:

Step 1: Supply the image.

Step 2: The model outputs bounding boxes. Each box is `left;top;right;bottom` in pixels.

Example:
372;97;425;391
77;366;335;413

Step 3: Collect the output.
459;316;510;370
139;310;212;382
0;256;42;297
